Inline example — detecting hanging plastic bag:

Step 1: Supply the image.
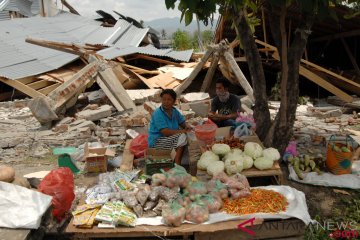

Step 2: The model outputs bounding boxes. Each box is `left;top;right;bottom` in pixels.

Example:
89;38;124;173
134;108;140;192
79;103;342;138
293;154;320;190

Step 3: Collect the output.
130;134;148;158
38;167;75;221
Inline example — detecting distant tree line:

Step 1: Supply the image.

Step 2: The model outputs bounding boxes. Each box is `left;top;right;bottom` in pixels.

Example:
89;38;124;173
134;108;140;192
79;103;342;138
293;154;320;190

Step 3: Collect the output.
162;29;214;51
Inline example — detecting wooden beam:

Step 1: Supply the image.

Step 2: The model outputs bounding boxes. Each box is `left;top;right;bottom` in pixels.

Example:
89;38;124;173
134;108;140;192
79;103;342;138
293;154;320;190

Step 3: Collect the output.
130;71;158;89
16;77;37;85
60;0;80;15
27;79;54;90
120;63;160;75
97;67;136;110
270;51;353;103
341;37;360;78
201;52;220;92
256;39;360;90
300;66;353;102
131;54;183;67
96;76;124;112
0;78;46;98
223;51;254;102
149;73;176;89
175;48;214;94
311;29;360;43
26;38;84;57
38;83;61;95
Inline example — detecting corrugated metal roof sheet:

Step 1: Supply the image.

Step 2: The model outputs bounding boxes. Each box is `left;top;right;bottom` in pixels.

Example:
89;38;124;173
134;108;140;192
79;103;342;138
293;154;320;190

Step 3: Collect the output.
3;0;17;11
0;0;10;11
0;12;152;80
0;10;10;20
98;45;193;62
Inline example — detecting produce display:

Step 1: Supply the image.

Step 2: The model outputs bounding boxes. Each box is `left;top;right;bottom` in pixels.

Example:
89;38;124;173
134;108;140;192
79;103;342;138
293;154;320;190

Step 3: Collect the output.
222;189;288;215
198;142;281;175
214;136;245;149
288;154;324;180
162;201;186;227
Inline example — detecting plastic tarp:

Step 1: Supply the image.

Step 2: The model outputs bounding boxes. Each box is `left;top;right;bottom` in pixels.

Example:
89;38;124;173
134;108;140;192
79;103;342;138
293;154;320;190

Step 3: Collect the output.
136;185;313;226
0;181;52;229
289;165;360;189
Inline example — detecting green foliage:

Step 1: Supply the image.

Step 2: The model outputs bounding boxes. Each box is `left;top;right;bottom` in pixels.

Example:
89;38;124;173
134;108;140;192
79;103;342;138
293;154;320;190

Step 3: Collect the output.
171;29;193;50
192;30;214;49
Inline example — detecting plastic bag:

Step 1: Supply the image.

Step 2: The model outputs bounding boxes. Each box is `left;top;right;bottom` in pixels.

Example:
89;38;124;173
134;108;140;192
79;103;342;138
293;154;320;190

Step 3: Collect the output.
162;201;186;227
38;167;75;221
185;181;207;199
167;164;192;188
185;198;209;224
207;179;228;199
130;134;148;158
201;194;222;213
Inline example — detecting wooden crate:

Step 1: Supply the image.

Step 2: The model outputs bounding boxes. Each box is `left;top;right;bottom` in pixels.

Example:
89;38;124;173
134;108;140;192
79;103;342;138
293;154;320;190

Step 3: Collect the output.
197;161;284;185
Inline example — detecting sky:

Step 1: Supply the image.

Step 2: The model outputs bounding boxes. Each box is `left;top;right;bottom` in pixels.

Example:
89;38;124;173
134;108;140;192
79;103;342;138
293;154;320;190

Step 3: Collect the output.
65;0;189;21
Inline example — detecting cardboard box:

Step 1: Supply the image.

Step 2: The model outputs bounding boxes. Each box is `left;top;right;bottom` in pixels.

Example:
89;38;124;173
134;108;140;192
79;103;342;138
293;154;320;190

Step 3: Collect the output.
145;148;175;175
215;126;232;139
84;143;115;173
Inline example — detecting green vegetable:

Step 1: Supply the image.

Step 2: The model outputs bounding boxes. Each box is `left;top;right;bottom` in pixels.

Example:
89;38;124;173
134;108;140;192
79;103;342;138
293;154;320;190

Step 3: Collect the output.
341;147;351;153
309;160;316;170
304;155;310;167
299;164;305;171
334;145;342;153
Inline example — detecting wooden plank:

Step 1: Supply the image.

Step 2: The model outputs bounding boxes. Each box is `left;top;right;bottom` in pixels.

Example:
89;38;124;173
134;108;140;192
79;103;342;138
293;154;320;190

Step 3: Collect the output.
66;218;263;238
195;218;305;240
120;63;160;75
299;66;353;103
96;76;124;112
148;72;175;89
311;29;360;42
0;78;46;98
38;83;61;95
97;67;136;110
341;37;360;78
201;52;220;92
256;39;360;90
131;71;158;89
16;76;37;85
133;54;183;67
175;48;214;94
223;51;254;102
27;79;54;90
120;139;134;172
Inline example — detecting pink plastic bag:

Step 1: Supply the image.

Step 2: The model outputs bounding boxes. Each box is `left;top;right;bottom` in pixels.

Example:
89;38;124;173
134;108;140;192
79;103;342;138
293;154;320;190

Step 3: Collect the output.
130;134;148;158
38;167;75;221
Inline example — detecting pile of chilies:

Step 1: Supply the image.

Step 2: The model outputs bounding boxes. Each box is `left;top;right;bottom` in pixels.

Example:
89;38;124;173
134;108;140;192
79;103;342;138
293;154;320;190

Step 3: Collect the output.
222;189;288;215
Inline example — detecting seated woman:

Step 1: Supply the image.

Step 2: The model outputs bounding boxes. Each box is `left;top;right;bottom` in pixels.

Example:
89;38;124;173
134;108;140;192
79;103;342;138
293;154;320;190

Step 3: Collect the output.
148;89;191;165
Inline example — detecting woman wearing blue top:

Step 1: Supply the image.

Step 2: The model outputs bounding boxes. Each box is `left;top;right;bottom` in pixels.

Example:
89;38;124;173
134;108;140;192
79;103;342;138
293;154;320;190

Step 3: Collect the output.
148;89;191;165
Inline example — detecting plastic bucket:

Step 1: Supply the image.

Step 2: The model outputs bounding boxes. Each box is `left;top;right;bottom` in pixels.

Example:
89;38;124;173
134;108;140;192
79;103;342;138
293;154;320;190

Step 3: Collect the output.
194;124;217;145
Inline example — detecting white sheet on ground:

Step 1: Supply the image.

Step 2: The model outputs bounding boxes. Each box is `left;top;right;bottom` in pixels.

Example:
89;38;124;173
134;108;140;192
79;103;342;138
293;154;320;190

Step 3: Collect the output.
288;165;360;189
136;185;313;226
0;182;52;229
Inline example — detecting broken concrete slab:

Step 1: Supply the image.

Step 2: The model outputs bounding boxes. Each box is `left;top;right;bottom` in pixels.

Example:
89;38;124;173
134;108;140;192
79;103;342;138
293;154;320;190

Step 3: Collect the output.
181;92;210;102
76;105;112;121
69;120;96;132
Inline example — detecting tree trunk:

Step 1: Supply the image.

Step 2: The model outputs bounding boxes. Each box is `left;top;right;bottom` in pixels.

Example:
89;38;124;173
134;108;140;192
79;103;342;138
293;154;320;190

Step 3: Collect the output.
233;8;271;141
265;10;315;153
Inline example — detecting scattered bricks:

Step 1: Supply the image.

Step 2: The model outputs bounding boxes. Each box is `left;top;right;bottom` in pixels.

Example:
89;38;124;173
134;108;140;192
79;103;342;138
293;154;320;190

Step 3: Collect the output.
69;120;96;132
144;101;159;114
76;104;112;121
58;117;75;125
52;124;69;133
108;127;126;136
95;130;110;138
132;117;144;126
78;127;92;136
83;104;99;111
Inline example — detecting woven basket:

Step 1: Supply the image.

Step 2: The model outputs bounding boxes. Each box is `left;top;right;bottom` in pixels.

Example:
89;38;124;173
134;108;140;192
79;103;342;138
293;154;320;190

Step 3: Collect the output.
326;135;354;175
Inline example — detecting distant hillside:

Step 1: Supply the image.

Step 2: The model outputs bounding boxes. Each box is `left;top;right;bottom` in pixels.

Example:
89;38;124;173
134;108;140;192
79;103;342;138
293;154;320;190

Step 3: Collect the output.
145;17;217;37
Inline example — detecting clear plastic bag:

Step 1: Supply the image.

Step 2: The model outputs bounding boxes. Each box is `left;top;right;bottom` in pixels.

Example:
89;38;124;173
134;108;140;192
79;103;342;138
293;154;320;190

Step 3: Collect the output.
185;198;209;224
201;194;222;213
162;201;186;227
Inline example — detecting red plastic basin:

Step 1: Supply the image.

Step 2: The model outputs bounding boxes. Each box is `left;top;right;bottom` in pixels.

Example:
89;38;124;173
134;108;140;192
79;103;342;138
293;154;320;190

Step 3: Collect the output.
194;124;217;144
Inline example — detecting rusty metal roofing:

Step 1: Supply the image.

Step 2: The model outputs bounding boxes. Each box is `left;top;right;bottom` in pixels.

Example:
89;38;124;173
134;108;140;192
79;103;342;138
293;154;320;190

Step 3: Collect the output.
0;13;151;80
98;45;193;62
